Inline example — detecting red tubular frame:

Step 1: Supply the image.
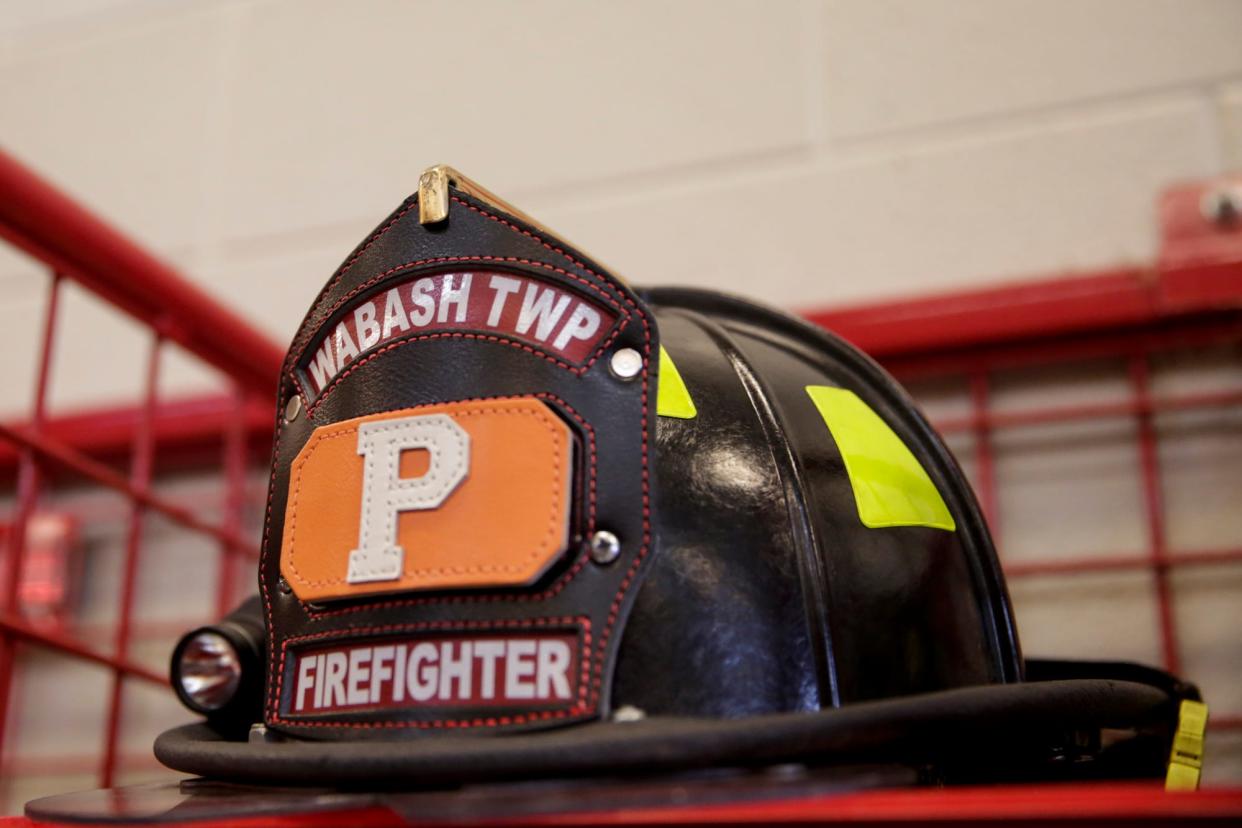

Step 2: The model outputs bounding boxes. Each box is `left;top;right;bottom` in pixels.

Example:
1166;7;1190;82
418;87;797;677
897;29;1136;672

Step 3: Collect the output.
0;150;283;397
0;151;1239;798
0;273;61;758
98;332;160;787
0;149;276;790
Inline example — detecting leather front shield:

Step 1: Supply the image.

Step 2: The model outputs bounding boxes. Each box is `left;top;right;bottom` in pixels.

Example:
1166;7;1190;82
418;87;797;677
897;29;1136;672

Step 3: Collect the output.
259;186;657;738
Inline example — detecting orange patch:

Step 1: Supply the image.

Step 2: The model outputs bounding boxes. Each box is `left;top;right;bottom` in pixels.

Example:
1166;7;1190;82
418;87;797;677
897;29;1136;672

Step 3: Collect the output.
281;398;574;602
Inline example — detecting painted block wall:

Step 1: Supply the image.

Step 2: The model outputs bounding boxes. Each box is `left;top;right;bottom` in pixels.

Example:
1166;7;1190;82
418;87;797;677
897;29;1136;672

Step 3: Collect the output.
1;0;1239;412
0;0;1240;812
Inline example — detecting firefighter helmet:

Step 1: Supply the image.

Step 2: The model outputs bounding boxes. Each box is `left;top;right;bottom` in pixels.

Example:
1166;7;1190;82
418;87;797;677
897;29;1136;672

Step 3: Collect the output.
157;166;1197;788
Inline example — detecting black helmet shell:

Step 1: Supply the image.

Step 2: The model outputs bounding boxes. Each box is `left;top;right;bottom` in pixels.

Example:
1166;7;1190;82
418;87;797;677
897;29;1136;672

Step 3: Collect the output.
153;168;1187;791
614;288;1020;717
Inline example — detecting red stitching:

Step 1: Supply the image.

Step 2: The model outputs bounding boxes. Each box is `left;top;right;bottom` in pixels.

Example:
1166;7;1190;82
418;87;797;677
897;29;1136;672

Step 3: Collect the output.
537;393;599;550
263;193;653;730
313;333;575;409
284;615;585;643
284;402;569;589
306;324;625;417
284;200;419;364
448;195;654;713
272;617;591;729
451;197;609;283
259;390;286;721
277;708;585;730
292;257;629;408
292;255;627;363
590;340;651;701
303;393;597;619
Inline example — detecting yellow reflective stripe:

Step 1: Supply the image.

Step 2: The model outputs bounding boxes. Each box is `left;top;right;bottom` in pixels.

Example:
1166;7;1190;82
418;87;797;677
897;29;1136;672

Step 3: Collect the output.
805;386;955;531
1166;699;1209;791
656;346;697;420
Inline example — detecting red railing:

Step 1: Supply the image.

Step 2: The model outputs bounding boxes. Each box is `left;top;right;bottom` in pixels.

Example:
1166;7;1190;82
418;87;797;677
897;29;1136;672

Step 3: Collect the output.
0;148;1239;801
0;147;280;791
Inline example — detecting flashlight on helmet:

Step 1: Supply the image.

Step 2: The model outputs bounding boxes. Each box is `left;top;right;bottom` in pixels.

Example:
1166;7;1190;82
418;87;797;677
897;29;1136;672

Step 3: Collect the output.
170;595;264;734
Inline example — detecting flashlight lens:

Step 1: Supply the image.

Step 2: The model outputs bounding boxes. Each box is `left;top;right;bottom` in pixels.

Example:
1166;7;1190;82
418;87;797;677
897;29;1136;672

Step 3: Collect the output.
177;631;242;712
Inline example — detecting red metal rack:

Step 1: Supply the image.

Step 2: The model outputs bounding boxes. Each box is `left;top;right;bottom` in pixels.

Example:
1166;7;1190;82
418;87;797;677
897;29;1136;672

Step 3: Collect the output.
0;148;1239;817
0;147;282;794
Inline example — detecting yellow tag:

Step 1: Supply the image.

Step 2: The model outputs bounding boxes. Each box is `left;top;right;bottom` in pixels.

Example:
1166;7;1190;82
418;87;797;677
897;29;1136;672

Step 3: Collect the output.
656;346;697;420
805;386;955;531
1166;699;1209;791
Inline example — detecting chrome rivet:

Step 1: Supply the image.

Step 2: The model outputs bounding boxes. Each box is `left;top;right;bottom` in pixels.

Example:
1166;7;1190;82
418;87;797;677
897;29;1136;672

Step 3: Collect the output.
589;530;621;565
283;395;302;424
609;348;642;380
612;705;646;723
278;578;292;594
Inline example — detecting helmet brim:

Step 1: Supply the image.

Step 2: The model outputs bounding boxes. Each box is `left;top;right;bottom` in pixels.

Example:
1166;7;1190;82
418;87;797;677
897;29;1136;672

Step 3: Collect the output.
155;679;1170;787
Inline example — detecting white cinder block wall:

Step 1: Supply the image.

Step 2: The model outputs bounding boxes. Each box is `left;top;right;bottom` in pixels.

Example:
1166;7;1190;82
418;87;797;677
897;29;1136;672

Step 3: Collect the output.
2;0;1240;411
1;0;1241;806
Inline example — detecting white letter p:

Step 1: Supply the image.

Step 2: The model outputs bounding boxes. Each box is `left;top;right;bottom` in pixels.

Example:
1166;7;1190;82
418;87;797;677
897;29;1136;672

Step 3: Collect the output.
346;414;469;584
